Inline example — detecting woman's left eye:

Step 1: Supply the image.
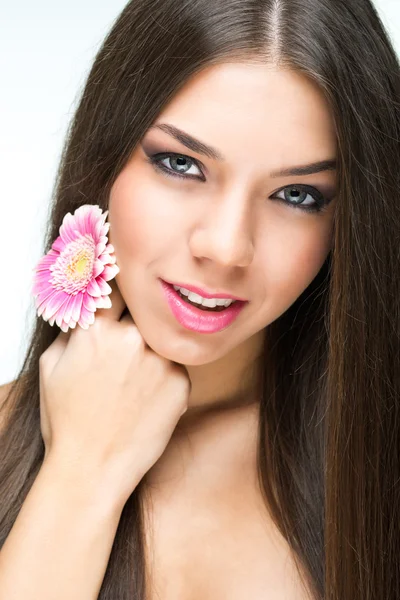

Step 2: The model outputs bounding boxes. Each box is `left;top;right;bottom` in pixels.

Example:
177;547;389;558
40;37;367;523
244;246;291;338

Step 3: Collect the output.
146;152;329;214
272;185;328;214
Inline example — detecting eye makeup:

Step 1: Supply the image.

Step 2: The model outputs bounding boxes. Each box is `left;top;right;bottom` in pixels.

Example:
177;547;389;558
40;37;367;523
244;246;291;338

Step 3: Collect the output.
141;143;336;215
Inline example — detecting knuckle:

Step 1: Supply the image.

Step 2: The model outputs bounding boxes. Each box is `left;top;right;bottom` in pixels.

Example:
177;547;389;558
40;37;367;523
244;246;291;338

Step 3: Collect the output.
171;370;191;398
172;365;191;387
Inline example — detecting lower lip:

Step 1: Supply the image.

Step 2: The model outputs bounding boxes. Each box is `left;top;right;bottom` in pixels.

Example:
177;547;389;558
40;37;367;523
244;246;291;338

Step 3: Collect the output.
160;279;247;334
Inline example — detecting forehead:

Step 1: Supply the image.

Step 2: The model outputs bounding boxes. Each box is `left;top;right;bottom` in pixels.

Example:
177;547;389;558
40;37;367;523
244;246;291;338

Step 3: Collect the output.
153;62;337;165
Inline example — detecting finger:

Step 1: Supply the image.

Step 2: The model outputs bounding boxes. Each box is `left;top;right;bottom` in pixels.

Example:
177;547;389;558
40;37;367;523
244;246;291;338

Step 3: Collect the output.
119;311;150;350
41;330;71;374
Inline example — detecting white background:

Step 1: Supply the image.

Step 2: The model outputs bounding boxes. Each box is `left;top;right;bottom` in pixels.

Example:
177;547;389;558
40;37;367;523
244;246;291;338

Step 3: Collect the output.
1;0;399;384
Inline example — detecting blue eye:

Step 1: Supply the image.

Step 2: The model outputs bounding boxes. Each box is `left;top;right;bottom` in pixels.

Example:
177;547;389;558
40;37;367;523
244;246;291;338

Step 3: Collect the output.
272;185;328;214
145;151;330;214
146;152;204;180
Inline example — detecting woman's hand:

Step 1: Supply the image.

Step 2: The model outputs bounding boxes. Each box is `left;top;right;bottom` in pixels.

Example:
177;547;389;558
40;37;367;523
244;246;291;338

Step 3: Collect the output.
38;279;191;504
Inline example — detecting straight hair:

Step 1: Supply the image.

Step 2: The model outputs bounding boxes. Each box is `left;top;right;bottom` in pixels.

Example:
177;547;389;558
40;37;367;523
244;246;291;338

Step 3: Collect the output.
1;0;399;598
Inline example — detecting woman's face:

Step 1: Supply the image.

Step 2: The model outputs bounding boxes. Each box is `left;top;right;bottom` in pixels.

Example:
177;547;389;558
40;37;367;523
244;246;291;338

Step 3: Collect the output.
108;62;337;367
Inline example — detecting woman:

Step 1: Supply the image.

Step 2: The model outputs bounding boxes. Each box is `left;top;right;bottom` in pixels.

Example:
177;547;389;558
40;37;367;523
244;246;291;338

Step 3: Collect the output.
0;0;399;598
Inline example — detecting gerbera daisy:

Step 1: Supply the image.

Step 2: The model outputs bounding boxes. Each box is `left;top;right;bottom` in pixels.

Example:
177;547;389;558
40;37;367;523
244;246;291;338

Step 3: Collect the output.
32;204;120;332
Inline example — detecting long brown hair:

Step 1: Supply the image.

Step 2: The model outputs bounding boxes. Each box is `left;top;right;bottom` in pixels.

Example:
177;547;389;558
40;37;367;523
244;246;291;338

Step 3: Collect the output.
1;1;399;598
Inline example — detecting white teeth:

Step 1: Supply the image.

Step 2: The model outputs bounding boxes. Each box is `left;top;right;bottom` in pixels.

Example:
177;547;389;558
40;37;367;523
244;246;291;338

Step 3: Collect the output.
173;285;235;308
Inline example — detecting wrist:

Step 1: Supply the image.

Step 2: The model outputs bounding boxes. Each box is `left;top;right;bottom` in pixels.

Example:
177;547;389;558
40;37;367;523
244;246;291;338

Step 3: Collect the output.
40;451;129;517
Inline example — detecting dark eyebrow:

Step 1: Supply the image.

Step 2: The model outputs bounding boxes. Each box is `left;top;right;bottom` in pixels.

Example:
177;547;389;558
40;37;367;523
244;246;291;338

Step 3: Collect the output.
149;122;337;176
270;159;337;177
150;123;224;161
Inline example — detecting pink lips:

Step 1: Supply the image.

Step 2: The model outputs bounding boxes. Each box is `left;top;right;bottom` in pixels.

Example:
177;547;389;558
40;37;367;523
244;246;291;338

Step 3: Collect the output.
160;279;247;334
162;279;247;302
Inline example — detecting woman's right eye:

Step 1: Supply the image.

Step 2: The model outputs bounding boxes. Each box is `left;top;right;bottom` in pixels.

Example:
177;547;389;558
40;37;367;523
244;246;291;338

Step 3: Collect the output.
145;152;205;181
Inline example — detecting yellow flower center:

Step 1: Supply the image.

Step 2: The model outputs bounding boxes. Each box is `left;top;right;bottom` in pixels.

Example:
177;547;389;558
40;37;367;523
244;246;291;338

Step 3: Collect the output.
70;253;91;276
51;235;96;294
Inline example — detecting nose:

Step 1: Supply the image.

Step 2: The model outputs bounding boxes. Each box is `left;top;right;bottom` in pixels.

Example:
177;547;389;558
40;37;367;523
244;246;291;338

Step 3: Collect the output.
189;188;255;268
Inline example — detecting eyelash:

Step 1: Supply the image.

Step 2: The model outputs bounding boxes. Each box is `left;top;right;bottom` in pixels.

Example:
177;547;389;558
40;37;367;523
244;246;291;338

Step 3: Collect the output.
145;152;330;215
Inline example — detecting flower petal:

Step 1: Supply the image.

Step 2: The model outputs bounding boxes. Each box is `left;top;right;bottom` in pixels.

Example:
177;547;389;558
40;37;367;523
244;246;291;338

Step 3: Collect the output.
59;294;77;324
32;278;53;297
101;264;120;281
37;289;58;317
59;212;79;244
43;291;70;321
74;205;90;235
86;278;102;297
83;293;97;312
94;210;108;239
97;295;112;309
96;277;112;296
96;241;107;256
48;314;57;326
51;236;66;253
92;259;105;279
101;223;110;237
98;253;111;265
71;292;84;324
34;284;56;309
35;254;58;271
78;305;96;328
60;321;70;333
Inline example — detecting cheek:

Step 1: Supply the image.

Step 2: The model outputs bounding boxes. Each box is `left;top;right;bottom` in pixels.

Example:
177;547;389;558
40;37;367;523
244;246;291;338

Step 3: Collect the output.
259;222;332;314
107;168;176;262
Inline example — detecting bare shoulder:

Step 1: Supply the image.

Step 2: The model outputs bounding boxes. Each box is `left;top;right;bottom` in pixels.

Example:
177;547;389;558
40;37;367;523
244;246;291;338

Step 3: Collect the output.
0;380;16;432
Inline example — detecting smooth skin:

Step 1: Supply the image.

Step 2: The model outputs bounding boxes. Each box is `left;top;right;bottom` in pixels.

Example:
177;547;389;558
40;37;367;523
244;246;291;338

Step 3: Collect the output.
105;61;337;599
38;280;191;501
107;61;336;489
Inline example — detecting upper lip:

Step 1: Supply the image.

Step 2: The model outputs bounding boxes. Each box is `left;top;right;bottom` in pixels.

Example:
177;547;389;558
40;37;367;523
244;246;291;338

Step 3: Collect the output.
162;279;248;302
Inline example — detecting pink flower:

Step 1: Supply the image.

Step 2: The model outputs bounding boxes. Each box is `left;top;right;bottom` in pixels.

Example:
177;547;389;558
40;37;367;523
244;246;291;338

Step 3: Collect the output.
32;204;120;332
